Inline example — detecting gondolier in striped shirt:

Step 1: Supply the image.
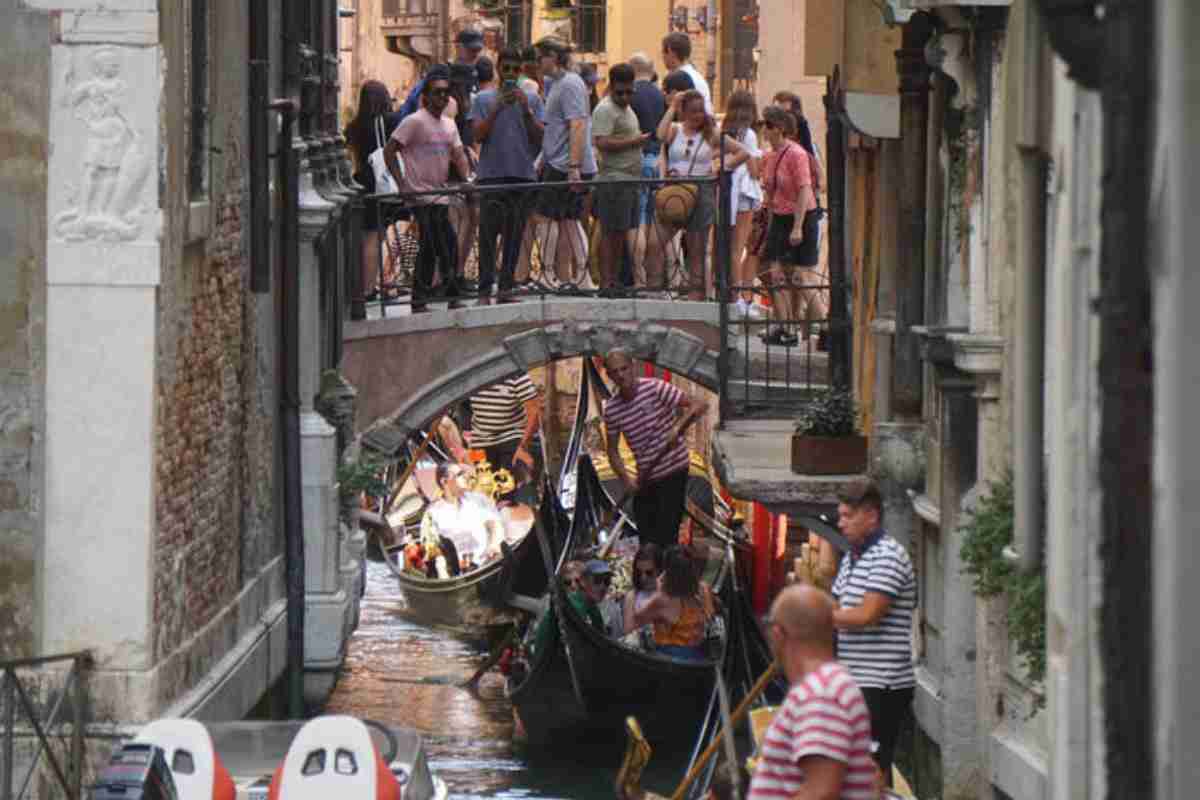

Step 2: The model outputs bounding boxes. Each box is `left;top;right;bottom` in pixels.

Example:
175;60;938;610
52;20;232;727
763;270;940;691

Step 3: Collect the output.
830;479;917;786
602;349;706;548
469;374;543;488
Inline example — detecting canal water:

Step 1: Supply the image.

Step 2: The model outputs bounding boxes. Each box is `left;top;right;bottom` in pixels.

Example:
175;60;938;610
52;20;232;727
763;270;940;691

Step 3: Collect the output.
322;560;700;799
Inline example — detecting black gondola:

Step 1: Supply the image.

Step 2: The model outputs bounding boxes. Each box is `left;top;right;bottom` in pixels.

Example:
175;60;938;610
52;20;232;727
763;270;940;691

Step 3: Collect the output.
507;452;743;751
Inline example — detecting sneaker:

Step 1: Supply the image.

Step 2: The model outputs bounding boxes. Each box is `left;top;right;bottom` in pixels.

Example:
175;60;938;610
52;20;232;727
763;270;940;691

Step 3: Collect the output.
762;327;798;347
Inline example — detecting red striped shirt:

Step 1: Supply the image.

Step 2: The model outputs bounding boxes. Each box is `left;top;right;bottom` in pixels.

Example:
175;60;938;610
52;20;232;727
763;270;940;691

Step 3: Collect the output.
748;662;876;800
602;378;690;484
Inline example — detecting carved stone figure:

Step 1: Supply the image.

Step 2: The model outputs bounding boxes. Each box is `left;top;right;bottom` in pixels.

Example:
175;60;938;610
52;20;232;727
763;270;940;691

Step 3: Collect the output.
54;47;151;242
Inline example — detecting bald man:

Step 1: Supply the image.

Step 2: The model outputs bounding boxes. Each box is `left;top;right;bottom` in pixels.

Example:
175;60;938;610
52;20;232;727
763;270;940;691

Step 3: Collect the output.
748;585;877;800
602;349;706;548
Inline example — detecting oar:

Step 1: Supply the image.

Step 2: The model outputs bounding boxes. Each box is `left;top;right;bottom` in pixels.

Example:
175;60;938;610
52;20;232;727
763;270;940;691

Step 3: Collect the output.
459;625;518;690
670;661;781;800
384;411;447;514
597;406;705;559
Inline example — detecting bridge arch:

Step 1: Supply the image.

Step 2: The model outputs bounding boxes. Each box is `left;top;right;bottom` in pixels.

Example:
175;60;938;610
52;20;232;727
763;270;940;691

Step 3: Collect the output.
347;313;721;452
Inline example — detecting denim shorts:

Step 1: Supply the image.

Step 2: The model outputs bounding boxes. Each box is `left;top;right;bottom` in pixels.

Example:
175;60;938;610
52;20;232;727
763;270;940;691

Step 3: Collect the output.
637;152;659;226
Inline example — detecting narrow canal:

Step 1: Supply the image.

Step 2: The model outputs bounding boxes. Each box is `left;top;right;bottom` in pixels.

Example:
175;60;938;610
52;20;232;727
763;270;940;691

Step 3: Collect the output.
322;560;697;799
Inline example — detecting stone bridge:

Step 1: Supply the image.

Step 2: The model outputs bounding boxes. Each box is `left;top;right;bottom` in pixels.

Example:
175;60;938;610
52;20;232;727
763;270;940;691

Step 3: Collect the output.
342;298;723;444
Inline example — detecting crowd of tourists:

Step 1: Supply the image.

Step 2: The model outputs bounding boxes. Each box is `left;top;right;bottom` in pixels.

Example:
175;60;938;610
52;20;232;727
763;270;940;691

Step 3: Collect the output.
344;30;829;348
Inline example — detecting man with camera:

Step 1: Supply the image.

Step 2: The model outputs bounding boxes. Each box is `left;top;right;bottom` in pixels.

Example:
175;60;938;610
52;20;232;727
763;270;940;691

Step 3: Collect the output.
468;47;545;304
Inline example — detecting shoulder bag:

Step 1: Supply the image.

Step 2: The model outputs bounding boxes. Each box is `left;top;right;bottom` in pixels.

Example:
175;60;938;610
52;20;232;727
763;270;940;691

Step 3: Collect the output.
368;115;401;195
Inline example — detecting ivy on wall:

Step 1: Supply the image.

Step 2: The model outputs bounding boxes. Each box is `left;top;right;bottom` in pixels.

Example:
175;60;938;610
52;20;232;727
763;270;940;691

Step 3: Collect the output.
959;474;1047;707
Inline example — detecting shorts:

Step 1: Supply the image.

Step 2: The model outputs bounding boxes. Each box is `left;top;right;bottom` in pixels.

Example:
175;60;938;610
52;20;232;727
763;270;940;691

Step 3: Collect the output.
763;210;819;266
538;164;594;220
737;195;761;214
638;153;659;226
593;178;640;232
685;181;716;233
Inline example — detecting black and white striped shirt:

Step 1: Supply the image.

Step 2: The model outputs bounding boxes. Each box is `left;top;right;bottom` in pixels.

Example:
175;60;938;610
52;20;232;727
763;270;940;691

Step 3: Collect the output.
469;375;538;449
832;530;916;690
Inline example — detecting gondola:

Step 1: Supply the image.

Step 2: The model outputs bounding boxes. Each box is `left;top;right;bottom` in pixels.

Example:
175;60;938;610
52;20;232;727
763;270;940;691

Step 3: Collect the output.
506;452;744;752
377;476;560;645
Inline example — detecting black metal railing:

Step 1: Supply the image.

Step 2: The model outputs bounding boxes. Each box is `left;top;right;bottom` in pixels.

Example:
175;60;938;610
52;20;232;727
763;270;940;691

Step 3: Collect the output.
341;170;850;421
1;652;92;800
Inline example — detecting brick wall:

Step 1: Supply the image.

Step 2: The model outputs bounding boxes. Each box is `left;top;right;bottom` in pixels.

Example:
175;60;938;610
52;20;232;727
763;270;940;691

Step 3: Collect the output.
0;5;50;661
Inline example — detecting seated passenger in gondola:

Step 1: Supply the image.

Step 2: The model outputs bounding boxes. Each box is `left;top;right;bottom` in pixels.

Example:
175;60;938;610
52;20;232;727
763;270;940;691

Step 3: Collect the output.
418;462;506;576
622;542;664;635
630;546;717;661
531;560;613;656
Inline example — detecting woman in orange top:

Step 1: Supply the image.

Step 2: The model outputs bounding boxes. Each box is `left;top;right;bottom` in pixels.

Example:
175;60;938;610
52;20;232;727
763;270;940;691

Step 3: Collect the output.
631;545;716;661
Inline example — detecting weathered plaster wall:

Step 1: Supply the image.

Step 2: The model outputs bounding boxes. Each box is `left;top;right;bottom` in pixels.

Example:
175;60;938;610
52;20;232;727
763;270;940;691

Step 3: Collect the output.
0;4;50;661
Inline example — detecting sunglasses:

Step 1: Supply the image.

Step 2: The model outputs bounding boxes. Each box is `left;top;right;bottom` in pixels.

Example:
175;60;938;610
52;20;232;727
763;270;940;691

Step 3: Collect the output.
428;87;451;98
636;567;657;578
764;121;777;130
612;87;634;97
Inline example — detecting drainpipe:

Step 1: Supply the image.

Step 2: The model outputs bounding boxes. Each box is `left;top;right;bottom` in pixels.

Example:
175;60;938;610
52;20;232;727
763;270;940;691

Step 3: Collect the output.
250;0;271;293
1007;152;1047;573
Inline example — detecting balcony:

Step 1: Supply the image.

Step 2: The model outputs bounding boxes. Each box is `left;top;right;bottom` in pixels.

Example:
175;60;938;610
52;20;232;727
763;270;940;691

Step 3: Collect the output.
381;0;441;62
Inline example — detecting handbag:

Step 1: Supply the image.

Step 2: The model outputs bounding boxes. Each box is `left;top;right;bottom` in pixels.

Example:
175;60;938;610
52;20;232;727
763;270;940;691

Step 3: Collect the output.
655;125;704;228
368;116;400;195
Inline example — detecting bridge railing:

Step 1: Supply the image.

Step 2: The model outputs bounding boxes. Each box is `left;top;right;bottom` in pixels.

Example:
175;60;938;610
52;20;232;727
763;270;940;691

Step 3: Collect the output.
1;651;92;800
340;171;850;420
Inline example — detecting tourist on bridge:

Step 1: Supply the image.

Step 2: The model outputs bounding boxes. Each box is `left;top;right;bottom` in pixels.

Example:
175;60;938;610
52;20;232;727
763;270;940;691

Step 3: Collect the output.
534;36;596;285
468;373;543;488
591;62;648;296
469;47;545;304
831;479;917;787
748;584;877;800
602;349;706;548
384;65;471;312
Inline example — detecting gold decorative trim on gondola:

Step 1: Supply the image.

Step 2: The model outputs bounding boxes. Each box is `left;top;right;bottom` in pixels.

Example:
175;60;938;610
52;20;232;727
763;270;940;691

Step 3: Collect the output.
590;445;710;482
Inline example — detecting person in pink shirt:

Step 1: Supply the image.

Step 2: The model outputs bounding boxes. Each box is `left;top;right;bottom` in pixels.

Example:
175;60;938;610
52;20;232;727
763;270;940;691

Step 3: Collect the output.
758;105;822;347
748;584;878;800
384;65;471;312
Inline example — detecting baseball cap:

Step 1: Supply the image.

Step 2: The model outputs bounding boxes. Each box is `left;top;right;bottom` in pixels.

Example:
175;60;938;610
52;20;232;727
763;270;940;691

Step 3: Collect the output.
456;29;485;51
583;559;613;577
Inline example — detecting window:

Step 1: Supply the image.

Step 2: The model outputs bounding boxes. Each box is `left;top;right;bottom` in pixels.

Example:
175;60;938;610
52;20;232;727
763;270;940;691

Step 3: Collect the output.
504;0;532;48
575;0;606;54
189;0;210;201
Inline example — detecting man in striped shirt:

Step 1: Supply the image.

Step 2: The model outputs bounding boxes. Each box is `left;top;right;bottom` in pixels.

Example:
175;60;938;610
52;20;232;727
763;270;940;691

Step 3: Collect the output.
749;584;877;800
468;374;543;487
831;480;916;786
602;350;706;548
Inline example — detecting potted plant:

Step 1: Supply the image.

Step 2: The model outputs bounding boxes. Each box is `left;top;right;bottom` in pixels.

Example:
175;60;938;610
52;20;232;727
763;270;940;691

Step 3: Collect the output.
791;387;868;475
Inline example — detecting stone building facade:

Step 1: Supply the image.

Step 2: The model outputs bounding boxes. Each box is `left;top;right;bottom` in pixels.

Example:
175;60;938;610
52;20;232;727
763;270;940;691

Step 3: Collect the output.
0;0;362;751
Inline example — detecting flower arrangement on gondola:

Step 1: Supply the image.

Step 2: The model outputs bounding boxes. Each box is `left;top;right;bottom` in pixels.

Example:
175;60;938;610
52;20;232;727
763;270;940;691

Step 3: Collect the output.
791;387;868;475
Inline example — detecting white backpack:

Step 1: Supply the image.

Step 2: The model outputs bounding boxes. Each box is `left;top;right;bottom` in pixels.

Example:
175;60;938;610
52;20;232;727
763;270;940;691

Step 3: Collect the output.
368;116;401;194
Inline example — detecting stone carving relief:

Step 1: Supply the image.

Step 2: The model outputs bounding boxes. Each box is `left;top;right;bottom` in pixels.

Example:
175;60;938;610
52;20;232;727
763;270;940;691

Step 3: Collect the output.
53;46;151;242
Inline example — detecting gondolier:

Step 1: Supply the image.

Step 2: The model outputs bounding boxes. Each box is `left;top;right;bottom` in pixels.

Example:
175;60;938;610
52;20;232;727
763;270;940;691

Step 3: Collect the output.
469;374;543;488
602;349;706;548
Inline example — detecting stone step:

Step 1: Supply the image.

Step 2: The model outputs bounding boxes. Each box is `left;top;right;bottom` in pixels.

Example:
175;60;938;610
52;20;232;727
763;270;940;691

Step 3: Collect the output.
726;336;830;384
724;380;827;418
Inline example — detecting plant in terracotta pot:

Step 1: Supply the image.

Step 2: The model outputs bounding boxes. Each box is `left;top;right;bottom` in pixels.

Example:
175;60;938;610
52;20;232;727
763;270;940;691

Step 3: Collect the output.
791;387;868;475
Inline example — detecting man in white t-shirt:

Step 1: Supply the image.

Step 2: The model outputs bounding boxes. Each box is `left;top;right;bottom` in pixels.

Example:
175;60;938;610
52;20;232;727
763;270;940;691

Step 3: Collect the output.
661;32;711;114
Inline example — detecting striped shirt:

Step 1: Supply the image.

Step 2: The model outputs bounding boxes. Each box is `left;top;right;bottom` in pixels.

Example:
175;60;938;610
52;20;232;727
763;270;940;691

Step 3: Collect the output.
748;662;876;800
469;375;538;449
602;378;690;485
832;530;916;690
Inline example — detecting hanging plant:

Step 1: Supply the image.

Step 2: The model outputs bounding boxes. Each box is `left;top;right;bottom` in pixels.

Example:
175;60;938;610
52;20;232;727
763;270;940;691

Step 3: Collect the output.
959;473;1047;711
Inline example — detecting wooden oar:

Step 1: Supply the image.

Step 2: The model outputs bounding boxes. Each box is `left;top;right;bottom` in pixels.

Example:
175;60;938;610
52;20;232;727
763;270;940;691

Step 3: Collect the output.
384;411;447;514
459;625;518;690
670;661;780;800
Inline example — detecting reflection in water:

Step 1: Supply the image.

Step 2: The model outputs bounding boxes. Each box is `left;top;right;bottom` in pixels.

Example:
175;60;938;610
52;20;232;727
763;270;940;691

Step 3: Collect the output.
323;562;694;799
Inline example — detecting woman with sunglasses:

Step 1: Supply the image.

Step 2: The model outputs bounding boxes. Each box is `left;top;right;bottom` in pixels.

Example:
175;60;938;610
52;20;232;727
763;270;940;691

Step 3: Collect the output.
630;545;716;661
757;105;819;347
622;542;664;635
655;89;748;300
